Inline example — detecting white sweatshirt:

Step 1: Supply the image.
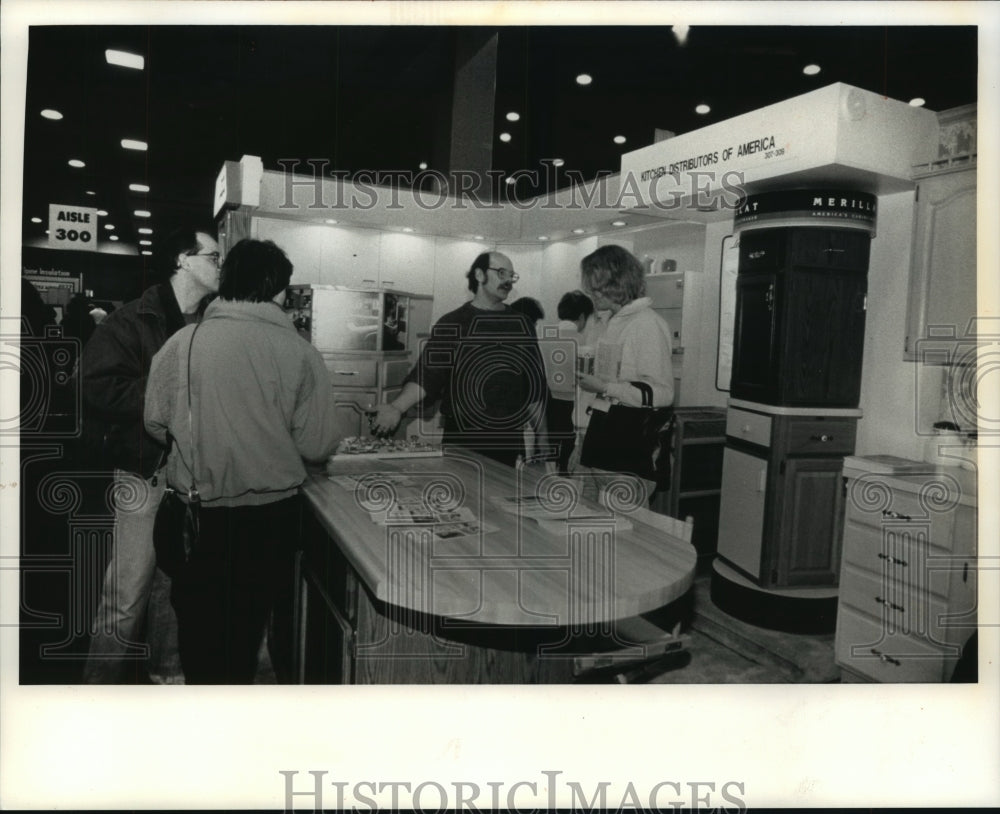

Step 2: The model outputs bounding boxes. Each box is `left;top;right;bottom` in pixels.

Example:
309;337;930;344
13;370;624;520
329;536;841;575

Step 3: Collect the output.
599;297;675;408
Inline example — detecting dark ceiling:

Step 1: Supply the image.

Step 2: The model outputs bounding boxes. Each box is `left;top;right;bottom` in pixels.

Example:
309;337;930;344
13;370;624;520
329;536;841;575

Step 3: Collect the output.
21;24;978;256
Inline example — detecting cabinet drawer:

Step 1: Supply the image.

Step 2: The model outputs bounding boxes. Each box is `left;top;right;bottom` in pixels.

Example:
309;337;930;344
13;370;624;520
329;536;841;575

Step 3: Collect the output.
835;605;951;682
844;485;962;549
839;563;948;641
324;357;378;388
726;408;772;447
789;228;871;270
784;418;856;455
842;518;976;607
738;228;786;272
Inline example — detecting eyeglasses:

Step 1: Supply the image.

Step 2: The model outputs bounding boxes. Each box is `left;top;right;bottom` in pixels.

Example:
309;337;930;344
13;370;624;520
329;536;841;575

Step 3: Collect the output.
487;266;519;282
191;251;221;266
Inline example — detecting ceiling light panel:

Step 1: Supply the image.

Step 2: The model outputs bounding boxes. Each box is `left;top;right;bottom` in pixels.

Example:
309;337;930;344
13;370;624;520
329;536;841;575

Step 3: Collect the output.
105;49;145;70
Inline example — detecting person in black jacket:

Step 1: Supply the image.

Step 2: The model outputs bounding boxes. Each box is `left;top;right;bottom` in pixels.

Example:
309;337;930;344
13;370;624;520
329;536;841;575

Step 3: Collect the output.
371;251;547;468
81;225;220;683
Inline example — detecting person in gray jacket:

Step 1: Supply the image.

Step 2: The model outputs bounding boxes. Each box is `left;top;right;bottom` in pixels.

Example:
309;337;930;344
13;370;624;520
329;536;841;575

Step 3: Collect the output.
144;239;340;683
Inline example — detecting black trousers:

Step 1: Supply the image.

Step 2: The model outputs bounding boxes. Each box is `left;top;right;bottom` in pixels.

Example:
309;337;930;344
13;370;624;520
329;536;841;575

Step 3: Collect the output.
170;495;299;684
545;397;576;474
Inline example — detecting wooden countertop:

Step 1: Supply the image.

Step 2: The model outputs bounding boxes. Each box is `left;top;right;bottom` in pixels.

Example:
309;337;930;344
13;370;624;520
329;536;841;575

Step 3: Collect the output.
301;449;697;628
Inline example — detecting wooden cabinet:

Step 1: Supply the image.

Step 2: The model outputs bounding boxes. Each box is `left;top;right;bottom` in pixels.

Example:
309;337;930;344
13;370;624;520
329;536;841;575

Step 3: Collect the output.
904;166;977;362
716;402;858;588
730;227;870;407
835;462;977;682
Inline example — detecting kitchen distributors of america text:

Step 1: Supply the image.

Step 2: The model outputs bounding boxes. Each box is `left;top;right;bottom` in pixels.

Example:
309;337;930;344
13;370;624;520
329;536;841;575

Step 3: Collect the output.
640;135;779;182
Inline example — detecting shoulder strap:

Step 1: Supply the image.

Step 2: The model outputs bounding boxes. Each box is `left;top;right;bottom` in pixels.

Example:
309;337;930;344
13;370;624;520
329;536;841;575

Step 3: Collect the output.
629;380;655;407
185;322;202;501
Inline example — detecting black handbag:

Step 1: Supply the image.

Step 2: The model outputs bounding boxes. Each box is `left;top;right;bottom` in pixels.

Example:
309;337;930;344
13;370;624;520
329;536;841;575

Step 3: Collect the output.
152;325;202;578
580;381;673;487
153;479;200;579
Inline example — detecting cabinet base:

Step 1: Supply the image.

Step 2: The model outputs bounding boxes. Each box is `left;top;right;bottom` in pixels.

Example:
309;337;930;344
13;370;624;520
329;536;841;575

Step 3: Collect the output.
710;560;838;634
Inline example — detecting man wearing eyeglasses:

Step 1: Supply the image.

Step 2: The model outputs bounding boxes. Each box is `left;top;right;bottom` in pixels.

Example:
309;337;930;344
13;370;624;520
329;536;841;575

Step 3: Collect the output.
372;251;547;467
80;225;220;683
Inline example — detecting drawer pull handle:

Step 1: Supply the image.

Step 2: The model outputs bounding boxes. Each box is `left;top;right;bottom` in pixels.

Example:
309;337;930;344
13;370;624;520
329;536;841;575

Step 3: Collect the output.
881;509;912;521
334;370;358;376
748;250;766;260
877;553;908;567
823;248;846;254
871;648;901;666
875;596;904;612
810;434;833;442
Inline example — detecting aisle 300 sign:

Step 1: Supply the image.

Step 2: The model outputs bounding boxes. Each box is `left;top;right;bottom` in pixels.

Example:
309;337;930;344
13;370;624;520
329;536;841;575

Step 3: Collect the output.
48;204;99;251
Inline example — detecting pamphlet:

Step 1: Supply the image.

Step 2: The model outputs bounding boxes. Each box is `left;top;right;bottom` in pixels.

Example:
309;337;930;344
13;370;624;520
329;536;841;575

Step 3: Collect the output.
368;502;498;540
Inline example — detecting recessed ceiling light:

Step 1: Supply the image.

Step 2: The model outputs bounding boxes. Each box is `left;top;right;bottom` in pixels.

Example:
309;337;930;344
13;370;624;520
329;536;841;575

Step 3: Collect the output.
612;220;626;227
909;97;926;107
552;158;565;167
139;239;152;246
97;209;109;217
109;235;119;241
138;227;153;234
613;135;626;145
104;223;115;230
134;209;151;217
68;159;85;168
499;132;512;143
538;236;550;241
506;111;520;122
418;162;428;170
105;49;145;70
129;183;150;193
803;64;821;76
695;104;711;115
402;227;414;233
576;73;592;86
85;190;96;196
324;218;338;225
141;250;152;256
121;139;148;151
40;109;63;120
572;228;585;235
30;217;42;223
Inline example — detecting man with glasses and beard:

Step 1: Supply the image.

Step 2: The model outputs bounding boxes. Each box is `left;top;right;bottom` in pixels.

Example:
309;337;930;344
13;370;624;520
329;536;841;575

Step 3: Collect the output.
80;225;221;683
372;251;547;467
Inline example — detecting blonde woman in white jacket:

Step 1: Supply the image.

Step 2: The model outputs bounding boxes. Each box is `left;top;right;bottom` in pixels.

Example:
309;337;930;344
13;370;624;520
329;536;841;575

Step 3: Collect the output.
577;245;675;502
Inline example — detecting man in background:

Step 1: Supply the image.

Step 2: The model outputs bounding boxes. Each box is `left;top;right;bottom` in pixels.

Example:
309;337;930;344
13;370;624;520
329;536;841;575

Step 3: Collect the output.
80;225;220;683
372;251;547;467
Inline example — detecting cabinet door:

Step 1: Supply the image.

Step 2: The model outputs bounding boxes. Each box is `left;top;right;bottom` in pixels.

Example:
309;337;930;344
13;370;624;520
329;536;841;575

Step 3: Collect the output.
322;227;381;289
255;218;324;283
716;447;768;579
730;273;781;401
379;232;435;295
331;389;378;440
788;228;871;271
780;269;867;406
904;168;977;361
771;457;844;586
